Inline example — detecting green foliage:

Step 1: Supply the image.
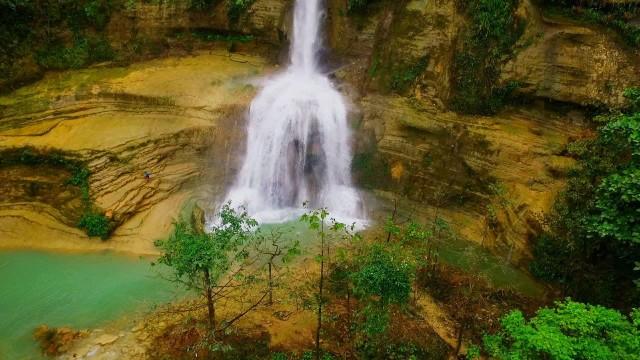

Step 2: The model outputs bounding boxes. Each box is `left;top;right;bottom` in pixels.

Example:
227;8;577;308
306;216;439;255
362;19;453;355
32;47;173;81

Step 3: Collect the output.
482;299;640;360
78;210;112;239
466;345;481;360
189;29;254;43
531;110;640;304
589;168;640;243
188;0;216;10
271;352;288;360
37;39;89;70
155;203;258;291
37;36;115;70
352;244;413;307
625;87;640;112
228;0;255;22
451;0;523;115
351;244;413;339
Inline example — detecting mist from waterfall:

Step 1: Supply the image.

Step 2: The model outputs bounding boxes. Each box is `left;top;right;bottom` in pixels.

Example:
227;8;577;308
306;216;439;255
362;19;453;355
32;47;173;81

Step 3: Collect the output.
223;0;364;224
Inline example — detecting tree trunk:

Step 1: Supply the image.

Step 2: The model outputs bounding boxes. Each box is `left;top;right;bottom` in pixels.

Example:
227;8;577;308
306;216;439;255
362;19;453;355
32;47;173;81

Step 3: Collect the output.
455;325;464;356
316;221;325;360
203;268;215;335
268;262;273;305
386;200;398;243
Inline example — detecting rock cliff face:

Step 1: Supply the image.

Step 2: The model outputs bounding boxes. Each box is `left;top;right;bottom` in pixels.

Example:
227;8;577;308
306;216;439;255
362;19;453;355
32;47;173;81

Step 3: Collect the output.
501;0;640;108
0;52;264;253
325;0;638;263
107;0;291;45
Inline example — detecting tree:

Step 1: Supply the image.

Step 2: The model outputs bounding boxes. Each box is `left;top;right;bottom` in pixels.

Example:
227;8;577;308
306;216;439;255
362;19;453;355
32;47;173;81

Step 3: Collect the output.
351;243;414;347
483;300;640;360
254;226;301;305
301;208;351;360
301;208;330;360
154;203;258;334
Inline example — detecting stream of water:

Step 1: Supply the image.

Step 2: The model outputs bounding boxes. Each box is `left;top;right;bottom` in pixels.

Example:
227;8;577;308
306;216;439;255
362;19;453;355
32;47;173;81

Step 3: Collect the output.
224;0;364;224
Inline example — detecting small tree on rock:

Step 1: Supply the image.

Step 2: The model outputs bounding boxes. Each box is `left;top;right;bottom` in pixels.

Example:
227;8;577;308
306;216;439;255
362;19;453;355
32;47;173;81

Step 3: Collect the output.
154;203;258;335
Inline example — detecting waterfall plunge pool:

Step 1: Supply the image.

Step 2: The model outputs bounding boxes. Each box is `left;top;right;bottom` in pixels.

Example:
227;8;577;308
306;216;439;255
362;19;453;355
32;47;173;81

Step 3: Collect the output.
0;250;180;360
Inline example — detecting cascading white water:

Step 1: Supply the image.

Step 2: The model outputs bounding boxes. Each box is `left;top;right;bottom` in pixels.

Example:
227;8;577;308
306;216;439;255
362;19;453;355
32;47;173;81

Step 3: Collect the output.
223;0;363;223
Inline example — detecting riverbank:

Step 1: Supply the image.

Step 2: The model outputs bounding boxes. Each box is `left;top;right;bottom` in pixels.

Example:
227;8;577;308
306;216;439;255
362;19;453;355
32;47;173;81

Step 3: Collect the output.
0;250;182;359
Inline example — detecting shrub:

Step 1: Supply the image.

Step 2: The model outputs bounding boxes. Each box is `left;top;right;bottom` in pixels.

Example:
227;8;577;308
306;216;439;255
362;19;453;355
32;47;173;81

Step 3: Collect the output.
78;210;112;240
483;300;640;359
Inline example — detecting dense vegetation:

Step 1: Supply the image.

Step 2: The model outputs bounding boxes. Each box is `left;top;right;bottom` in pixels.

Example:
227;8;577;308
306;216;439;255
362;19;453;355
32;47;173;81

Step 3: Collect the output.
530;89;640;307
482;300;640;359
0;0;118;88
450;0;524;115
0;0;256;91
541;0;640;48
0;147;113;238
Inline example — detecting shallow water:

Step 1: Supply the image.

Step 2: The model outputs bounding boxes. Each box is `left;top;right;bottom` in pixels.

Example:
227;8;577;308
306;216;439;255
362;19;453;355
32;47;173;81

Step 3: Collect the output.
0;250;180;360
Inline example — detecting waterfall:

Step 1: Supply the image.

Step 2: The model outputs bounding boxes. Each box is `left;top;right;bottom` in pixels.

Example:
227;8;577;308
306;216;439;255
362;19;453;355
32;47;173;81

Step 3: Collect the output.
223;0;364;223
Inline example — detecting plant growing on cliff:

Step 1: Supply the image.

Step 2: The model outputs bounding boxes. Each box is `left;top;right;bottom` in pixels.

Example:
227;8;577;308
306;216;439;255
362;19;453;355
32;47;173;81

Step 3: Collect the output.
78;211;112;239
451;0;524;115
154;203;259;334
482;299;640;359
228;0;255;22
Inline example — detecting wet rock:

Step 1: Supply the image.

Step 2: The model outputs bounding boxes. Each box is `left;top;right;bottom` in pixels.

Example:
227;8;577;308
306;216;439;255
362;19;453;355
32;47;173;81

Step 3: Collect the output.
95;334;119;346
33;325;86;357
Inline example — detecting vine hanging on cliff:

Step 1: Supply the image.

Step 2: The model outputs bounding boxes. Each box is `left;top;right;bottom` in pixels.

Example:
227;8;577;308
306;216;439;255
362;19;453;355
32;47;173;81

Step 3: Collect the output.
450;0;524;115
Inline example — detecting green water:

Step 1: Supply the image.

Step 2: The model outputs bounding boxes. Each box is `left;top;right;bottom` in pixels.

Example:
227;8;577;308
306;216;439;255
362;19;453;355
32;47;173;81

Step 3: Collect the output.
0;250;180;360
